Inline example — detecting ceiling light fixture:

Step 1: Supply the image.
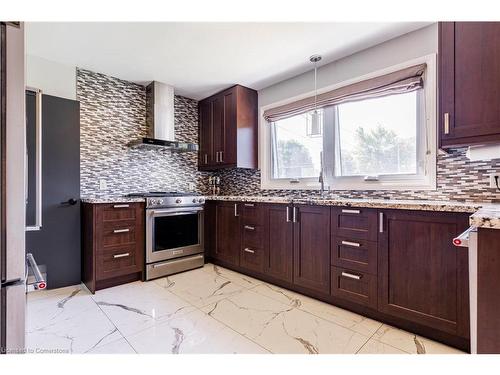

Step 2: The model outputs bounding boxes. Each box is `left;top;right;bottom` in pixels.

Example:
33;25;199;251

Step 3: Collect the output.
308;54;323;137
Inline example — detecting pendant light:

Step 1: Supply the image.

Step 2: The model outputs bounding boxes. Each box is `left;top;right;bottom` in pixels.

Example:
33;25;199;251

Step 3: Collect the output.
308;54;322;137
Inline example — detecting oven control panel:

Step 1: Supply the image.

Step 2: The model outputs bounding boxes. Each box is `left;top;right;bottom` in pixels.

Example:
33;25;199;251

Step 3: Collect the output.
146;196;205;208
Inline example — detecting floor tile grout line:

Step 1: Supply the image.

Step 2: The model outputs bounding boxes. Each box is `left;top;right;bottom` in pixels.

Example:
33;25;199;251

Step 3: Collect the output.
91;295;139;354
250;282;382;341
193;301;273;354
354;324;384;354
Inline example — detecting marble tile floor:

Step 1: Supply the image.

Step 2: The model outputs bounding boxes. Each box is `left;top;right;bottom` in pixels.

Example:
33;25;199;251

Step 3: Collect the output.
26;263;465;354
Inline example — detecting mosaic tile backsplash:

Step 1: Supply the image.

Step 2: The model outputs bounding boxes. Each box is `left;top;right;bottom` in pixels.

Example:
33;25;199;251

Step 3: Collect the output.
78;68;209;197
212;148;500;203
78;68;500;203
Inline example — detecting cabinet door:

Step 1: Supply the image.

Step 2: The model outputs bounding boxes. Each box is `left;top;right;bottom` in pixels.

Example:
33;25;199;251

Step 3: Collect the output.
440;22;500;147
198;99;213;168
211;88;237;167
293;205;331;294
265;204;293;283
221;89;237;166
378;210;470;337
214;202;240;266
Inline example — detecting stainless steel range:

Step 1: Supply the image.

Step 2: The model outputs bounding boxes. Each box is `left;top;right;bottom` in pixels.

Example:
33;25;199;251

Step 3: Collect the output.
127;192;205;280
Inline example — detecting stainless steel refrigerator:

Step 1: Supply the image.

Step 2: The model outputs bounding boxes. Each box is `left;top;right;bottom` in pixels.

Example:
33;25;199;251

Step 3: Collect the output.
0;22;27;354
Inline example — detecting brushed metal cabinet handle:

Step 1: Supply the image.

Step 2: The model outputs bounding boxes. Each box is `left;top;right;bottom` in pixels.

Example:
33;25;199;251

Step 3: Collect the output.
293;207;298;223
379;212;384;233
244;225;255;231
444;112;450;135
341;240;361;247
342;209;360;214
113;228;130;233
204;154;208;164
243;248;255;254
113;204;130;208
244;203;255;207
234;203;239;217
341;271;362;280
286;206;291;222
220;151;224;163
113;252;130;259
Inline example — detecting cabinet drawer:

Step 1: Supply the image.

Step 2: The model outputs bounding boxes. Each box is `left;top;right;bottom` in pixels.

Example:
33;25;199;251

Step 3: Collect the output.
240;245;264;273
241;202;263;225
101;220;138;248
99;203;139;222
97;246;140;280
331;266;377;309
331;237;377;274
331;207;378;241
242;224;264;249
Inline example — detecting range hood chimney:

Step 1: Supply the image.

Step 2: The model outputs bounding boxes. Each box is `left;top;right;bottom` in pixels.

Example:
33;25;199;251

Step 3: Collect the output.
128;81;198;152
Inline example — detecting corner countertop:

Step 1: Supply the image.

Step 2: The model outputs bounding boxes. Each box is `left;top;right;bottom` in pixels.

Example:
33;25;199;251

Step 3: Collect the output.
470;207;500;229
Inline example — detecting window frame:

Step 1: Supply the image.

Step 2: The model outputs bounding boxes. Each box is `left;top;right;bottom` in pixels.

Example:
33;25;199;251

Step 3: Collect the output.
259;54;437;191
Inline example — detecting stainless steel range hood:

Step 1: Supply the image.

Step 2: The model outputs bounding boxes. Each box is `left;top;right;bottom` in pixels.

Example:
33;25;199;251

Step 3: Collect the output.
128;81;198;152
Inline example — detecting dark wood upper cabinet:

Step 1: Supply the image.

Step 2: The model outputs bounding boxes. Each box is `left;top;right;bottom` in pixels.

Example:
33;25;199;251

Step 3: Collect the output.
378;209;470;338
439;22;500;148
198;85;258;170
214;201;241;266
293;205;331;295
264;204;293;283
198;100;213;166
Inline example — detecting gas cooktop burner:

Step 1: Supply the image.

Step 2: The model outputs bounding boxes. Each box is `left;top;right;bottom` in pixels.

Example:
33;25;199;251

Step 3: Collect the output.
126;191;200;198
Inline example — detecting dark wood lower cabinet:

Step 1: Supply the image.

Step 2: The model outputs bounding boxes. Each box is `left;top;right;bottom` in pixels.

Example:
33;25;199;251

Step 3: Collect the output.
331;266;377;309
378;210;470;338
214;201;240;266
477;228;500;353
207;201;471;351
293;205;331;295
82;202;145;293
264;204;293;283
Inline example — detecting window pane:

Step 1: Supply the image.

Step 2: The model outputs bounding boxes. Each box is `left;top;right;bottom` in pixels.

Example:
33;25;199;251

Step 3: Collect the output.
336;92;418;177
272;112;323;179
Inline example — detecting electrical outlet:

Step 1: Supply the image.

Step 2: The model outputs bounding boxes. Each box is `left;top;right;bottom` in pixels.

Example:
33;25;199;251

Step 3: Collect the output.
99;179;108;191
187;182;195;191
489;174;500;189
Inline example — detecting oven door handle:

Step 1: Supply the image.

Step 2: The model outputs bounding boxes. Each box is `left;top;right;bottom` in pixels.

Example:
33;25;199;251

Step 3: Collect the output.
150;208;203;217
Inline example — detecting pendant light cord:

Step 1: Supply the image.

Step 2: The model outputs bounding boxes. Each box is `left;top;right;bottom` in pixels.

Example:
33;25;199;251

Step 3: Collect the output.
314;60;318;112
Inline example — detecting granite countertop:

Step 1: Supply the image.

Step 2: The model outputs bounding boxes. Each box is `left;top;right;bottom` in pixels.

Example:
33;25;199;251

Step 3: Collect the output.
204;195;294;204
470;206;500;229
80;196;145;204
206;195;500;229
206;195;481;213
81;194;500;230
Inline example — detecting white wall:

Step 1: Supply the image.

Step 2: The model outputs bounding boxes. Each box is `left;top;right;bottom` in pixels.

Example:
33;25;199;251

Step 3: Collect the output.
258;23;438;108
26;54;76;100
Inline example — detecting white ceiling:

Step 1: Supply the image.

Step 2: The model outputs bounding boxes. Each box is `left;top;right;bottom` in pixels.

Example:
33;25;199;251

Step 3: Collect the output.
26;22;431;100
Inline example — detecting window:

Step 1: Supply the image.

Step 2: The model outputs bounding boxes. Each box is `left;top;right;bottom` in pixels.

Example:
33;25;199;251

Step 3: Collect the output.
262;57;436;191
334;92;418;177
271;111;323;179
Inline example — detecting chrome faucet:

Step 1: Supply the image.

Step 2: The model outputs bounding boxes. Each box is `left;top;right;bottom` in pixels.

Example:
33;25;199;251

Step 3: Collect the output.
319;151;329;197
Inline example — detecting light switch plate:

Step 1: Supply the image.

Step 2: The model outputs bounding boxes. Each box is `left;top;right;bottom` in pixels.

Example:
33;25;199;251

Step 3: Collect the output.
99;179;107;191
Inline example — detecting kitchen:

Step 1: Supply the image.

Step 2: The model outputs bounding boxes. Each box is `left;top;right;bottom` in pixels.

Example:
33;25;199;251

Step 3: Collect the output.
1;2;500;371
